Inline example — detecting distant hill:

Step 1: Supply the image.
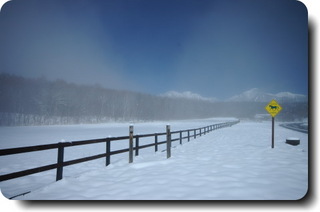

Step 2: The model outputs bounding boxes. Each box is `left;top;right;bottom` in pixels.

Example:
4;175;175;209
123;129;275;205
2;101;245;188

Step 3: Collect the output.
227;88;307;103
161;88;307;103
160;91;219;102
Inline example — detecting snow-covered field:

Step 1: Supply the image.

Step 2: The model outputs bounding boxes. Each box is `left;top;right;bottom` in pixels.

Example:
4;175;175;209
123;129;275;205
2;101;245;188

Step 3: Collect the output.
0;118;308;200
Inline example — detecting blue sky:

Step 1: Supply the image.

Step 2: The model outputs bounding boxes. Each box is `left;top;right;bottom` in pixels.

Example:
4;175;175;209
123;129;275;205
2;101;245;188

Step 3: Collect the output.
0;0;308;99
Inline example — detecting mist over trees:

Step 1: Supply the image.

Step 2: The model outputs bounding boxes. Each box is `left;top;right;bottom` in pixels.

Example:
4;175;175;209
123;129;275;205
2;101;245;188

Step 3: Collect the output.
0;73;308;126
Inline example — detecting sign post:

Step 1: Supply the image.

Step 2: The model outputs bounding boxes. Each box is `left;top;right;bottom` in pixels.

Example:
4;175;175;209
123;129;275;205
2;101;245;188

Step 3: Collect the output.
265;99;282;148
271;117;275;148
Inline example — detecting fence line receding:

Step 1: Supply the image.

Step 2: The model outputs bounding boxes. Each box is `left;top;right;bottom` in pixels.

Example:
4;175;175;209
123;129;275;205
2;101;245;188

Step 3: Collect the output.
0;120;240;182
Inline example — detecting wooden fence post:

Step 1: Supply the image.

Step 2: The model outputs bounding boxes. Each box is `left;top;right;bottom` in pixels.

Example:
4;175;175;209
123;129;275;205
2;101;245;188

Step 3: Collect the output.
166;125;171;159
135;137;139;156
179;131;182;145
155;134;158;152
129;125;134;163
56;143;64;181
106;138;111;166
187;130;190;141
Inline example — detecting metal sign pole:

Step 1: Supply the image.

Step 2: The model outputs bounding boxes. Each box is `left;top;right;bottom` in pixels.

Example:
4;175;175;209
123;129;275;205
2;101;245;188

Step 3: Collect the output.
272;117;274;148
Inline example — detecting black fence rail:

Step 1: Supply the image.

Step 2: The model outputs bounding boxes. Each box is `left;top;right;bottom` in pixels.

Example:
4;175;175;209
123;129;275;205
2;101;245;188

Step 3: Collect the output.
279;123;308;134
0;120;240;182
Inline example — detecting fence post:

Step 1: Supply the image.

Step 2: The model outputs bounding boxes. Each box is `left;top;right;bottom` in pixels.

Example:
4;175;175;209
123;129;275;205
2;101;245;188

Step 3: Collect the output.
106;139;111;166
135;136;139;156
194;129;196;139
166;125;171;159
129;125;134;163
56;143;64;181
179;131;182;145
187;130;190;142
155;134;158;152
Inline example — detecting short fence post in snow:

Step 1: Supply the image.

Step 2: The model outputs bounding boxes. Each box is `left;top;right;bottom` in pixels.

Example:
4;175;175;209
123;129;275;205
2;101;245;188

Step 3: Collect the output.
194;129;196;139
179;131;182;145
155;134;158;152
105;138;111;166
187;130;190;142
166;125;171;159
129;125;134;163
56;143;64;181
135;136;139;156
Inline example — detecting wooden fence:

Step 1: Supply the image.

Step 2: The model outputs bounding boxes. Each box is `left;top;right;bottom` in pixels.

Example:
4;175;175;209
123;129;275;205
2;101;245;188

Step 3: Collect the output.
279;123;308;134
0;120;240;182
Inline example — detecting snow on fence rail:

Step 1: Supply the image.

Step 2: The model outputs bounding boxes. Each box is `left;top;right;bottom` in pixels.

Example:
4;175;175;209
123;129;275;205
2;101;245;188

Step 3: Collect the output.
0;120;240;182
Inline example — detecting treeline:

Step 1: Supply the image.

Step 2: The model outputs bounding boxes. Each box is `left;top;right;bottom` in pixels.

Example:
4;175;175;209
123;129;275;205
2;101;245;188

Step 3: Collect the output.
0;73;308;126
0;73;217;125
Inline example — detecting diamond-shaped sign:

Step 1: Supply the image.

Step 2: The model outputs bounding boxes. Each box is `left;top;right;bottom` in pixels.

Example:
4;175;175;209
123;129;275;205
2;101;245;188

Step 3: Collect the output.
265;99;282;117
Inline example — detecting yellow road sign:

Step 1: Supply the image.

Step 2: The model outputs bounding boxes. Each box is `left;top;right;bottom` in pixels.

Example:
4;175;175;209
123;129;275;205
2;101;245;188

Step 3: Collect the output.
265;99;282;117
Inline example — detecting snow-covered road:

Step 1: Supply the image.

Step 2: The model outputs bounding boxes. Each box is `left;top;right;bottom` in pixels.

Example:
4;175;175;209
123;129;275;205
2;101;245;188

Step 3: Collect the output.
0;120;308;200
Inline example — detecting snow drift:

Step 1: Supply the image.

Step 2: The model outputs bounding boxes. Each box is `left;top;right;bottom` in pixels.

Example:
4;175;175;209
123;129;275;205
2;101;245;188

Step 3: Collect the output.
0;118;308;200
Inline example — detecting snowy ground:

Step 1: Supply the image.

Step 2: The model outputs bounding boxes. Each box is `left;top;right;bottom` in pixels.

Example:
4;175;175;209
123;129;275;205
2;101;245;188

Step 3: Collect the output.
0;118;308;200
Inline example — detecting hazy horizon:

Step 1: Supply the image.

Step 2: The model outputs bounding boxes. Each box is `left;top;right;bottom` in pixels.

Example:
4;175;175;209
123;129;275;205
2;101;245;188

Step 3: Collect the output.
0;72;308;102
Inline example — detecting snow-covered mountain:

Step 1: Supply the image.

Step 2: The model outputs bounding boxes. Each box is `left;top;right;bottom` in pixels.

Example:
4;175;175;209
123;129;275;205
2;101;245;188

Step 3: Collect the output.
161;91;218;102
162;88;307;103
227;88;308;103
